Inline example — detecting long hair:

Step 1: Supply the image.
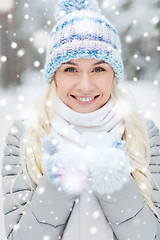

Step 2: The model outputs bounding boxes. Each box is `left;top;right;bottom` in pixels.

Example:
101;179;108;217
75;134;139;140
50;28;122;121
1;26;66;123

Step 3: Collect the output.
18;77;160;219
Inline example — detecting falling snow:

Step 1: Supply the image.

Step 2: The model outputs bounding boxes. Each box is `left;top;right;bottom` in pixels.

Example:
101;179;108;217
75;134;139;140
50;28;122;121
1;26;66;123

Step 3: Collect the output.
11;42;18;49
90;226;98;234
1;56;7;62
34;61;40;67
17;49;25;57
0;0;160;239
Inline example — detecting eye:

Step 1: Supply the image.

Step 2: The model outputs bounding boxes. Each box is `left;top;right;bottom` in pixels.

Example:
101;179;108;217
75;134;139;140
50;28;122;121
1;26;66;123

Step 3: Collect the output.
64;67;77;73
93;67;105;72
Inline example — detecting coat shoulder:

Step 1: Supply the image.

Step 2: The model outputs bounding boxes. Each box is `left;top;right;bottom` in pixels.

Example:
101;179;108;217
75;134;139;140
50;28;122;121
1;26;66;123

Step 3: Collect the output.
6;119;28;146
145;118;160;139
3;119;29;174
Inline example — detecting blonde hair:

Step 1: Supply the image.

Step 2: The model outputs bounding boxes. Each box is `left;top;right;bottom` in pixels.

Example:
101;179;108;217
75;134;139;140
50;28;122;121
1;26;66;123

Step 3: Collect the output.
18;78;160;219
111;80;160;219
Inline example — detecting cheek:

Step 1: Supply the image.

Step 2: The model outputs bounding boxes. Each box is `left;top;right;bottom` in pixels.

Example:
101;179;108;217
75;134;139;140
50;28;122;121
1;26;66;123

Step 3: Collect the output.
54;76;63;96
99;77;113;95
56;79;71;97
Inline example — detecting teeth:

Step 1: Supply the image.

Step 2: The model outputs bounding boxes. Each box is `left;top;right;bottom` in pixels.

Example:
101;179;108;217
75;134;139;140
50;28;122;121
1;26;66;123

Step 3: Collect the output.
75;96;95;102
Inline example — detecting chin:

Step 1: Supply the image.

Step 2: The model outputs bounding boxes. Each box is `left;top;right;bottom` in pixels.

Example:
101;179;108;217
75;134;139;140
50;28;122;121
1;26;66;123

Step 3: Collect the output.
72;107;99;114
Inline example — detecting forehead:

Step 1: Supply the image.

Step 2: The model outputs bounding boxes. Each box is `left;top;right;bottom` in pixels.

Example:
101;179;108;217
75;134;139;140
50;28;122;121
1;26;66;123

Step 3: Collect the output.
62;57;108;66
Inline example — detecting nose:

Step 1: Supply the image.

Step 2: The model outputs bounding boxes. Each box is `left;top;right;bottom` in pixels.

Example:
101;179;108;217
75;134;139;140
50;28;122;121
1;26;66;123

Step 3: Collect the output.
76;73;94;93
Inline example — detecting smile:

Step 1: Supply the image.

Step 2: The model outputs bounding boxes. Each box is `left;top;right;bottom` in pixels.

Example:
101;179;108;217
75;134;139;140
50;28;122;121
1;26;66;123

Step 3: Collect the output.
70;95;100;105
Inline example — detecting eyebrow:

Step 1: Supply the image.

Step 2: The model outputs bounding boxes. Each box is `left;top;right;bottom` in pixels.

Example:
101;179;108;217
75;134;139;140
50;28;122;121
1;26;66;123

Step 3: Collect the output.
63;60;107;66
93;60;106;65
63;61;78;66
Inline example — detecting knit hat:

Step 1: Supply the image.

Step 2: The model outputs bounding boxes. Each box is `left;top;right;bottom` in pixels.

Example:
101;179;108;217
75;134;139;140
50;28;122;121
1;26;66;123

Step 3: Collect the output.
44;0;124;83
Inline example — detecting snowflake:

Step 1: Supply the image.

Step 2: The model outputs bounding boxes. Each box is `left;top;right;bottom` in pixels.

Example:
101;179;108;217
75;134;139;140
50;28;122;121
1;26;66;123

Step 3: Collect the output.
153;80;159;86
92;210;100;219
24;3;29;8
46;100;52;107
125;35;132;43
8;14;12;19
151;16;159;25
34;61;40;67
27;148;32;154
38;48;45;54
43;236;51;240
11;42;17;48
37;186;45;194
17;49;25;57
143;32;149;37
24;14;29;19
1;56;7;62
5;165;11;171
13;224;20;231
134;54;138;59
90;226;98;234
140;183;147;190
146;56;151;61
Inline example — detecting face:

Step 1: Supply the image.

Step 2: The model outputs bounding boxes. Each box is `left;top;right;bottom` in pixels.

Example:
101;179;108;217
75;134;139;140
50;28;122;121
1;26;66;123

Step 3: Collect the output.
54;58;114;113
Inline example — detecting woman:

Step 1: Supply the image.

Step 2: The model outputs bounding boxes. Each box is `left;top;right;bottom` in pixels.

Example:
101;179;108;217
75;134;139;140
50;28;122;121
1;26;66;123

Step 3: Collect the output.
2;0;160;239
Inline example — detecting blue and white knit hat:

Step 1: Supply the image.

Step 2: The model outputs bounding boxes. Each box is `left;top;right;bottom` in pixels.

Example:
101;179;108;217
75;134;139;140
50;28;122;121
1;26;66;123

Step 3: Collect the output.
44;0;124;83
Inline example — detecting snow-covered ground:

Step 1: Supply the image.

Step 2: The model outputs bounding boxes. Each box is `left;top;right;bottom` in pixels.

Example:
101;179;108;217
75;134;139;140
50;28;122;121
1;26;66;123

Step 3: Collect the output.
0;79;160;239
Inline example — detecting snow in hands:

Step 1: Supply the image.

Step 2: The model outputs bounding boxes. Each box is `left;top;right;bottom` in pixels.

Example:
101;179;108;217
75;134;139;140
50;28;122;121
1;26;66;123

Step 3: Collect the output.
42;138;130;195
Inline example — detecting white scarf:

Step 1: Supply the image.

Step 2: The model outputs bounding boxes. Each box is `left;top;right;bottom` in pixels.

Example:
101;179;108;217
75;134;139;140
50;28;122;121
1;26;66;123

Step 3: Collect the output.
50;97;125;240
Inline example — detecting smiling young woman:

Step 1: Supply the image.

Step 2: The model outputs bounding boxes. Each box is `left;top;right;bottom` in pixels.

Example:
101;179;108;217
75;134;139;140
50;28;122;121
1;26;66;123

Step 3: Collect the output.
2;0;160;239
54;58;114;113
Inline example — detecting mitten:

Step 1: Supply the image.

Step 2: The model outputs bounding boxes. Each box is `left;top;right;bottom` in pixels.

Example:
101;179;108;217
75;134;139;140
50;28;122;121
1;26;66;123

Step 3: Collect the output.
41;135;90;195
87;139;131;195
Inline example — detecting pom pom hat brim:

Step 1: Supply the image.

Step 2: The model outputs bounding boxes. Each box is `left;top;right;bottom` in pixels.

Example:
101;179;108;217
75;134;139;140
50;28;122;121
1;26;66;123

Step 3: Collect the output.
44;0;124;83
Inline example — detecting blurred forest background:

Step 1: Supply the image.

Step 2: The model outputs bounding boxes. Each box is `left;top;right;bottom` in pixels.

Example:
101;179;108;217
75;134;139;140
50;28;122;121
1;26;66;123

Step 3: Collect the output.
0;0;160;88
0;0;160;239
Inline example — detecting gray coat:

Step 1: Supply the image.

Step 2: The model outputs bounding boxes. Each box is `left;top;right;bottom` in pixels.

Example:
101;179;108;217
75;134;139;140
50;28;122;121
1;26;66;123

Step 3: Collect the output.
2;119;160;240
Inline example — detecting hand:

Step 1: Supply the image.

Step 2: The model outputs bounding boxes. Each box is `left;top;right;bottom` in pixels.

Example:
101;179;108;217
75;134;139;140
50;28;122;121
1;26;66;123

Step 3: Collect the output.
87;139;131;195
41;134;130;196
41;136;91;195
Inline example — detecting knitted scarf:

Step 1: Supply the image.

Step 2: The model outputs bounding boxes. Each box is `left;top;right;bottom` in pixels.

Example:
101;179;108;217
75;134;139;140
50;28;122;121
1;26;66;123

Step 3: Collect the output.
45;97;125;240
50;97;125;145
